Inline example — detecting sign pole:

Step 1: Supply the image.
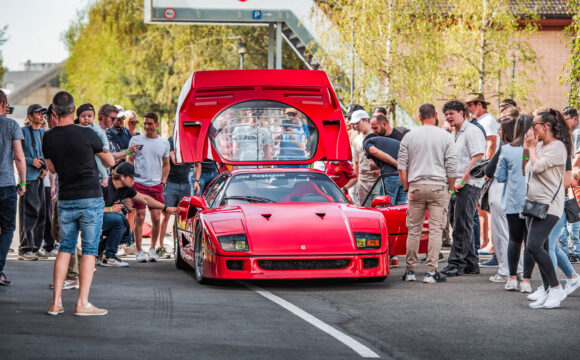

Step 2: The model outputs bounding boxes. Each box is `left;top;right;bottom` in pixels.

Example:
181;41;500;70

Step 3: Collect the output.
276;22;282;69
268;23;275;69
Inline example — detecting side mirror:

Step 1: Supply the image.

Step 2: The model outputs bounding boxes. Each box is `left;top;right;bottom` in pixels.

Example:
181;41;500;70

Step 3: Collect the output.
189;195;207;210
371;196;391;208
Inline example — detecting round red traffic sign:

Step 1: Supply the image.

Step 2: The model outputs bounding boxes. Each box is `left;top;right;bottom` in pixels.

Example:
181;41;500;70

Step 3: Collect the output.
164;8;176;20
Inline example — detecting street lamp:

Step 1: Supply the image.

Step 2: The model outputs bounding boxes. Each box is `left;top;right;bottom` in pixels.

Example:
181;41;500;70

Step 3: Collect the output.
237;38;247;70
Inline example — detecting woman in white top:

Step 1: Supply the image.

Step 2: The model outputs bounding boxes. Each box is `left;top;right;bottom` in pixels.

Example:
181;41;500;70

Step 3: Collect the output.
523;109;571;309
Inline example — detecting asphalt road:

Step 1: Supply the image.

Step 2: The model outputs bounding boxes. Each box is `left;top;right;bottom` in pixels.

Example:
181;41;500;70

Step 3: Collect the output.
1;252;579;360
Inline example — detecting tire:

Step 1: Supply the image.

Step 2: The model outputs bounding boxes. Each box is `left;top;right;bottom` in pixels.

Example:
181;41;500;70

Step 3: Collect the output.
174;222;189;271
193;225;210;284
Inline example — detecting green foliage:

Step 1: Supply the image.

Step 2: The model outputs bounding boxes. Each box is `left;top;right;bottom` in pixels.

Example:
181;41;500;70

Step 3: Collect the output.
63;0;305;130
564;0;580;107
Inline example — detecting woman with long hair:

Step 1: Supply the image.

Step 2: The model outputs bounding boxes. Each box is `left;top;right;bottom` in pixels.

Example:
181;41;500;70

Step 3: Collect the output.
523;109;570;308
496;114;533;292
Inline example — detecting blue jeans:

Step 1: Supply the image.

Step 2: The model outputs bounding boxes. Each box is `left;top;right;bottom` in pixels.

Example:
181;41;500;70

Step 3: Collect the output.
382;176;407;205
0;186;17;273
191;169;218;196
548;212;577;278
559;202;580;256
164;180;192;207
101;212;131;258
58;197;104;256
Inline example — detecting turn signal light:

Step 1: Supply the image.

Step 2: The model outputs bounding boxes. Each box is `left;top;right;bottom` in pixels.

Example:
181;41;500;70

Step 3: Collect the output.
354;232;381;249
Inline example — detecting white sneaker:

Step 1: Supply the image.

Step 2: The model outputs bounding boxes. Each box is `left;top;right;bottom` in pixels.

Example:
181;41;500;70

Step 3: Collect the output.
100;256;129;267
541;287;566;309
527;285;545;300
403;270;416;281
504;278;518;291
489;273;508;283
136;250;147;263
520;281;532;293
564;276;580;296
148;248;157;262
529;289;549;308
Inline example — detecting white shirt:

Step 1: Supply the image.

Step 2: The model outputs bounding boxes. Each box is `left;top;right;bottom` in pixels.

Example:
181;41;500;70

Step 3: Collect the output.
129;135;170;187
477;112;499;154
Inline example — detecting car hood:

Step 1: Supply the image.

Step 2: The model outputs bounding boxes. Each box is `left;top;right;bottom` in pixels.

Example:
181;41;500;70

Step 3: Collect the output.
205;203;386;255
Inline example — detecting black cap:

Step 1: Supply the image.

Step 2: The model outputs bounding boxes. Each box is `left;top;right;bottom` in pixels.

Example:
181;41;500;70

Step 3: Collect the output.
27;104;47;115
345;103;364;118
115;162;140;178
76;103;95;117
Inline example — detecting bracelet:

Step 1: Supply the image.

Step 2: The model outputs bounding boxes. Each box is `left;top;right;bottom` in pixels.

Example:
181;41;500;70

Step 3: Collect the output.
448;190;455;195
522;156;529;161
194;179;200;182
460;180;466;186
19;182;26;186
125;149;130;155
162;206;167;212
109;206;113;213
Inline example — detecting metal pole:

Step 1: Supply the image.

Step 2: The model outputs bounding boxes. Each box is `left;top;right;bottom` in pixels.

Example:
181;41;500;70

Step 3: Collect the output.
276;22;282;69
240;53;244;70
268;23;275;69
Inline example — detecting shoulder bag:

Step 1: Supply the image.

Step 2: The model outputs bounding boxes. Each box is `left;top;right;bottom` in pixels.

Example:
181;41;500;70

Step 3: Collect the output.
564;187;580;223
521;169;561;220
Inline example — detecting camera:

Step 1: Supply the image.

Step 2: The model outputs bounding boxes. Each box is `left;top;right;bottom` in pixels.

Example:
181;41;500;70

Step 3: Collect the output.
37;158;47;171
120;200;131;215
7;106;14;115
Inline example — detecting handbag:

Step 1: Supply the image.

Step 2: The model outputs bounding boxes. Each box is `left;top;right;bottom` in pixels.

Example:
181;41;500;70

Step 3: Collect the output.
564;188;580;223
521;169;562;220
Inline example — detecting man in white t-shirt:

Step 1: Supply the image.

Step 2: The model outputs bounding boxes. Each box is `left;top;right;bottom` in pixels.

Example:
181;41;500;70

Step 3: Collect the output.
466;93;498;159
231;111;272;162
128;112;170;263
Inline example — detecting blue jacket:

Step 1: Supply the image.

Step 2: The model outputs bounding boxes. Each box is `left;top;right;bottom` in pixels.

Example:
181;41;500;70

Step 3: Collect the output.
21;126;45;181
495;144;526;214
107;126;133;152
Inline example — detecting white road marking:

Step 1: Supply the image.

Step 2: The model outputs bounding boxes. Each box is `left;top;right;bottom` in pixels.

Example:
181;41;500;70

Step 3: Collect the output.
242;282;381;358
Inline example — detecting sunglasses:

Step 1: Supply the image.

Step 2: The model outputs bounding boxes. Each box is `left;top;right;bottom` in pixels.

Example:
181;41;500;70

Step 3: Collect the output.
286;112;298;117
128;121;138;125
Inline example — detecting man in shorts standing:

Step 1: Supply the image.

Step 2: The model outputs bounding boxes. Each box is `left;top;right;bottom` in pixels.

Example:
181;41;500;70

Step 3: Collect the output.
128;112;170;262
43;91;114;315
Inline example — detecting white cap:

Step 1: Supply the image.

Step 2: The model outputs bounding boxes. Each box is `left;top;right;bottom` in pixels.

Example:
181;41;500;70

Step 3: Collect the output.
350;109;370;124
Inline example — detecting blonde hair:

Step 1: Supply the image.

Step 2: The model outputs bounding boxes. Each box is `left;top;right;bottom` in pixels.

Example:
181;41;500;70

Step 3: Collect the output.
573;167;580;181
124;110;137;122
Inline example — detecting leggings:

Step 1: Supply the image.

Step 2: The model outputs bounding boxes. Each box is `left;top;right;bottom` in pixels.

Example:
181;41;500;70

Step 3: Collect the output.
506;214;533;278
525;215;560;289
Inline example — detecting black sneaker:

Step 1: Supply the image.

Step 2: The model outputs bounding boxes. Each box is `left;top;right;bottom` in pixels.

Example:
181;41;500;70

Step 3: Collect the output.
0;272;12;286
569;255;580;264
441;265;461;277
423;271;446;283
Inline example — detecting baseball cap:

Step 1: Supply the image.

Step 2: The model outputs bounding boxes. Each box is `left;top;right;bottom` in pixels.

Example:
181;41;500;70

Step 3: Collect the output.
27;104;47;115
350;109;370;124
77;103;95;117
115;162;140;178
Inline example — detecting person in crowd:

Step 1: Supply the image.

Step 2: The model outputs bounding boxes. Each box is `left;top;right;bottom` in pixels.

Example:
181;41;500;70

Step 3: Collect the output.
231;110;273;161
325;160;357;196
373;107;411;137
441;100;486;277
496;114;533;292
484;115;518;282
43;91;114;316
370;113;408;141
18;104;49;261
363;133;406;205
562;106;580;263
0;90;26;285
351;110;377;203
499;99;518;114
77;104;110;180
158;135;197;259
276;108;308;165
398;103;456;283
41;116;57;258
126;110;140;136
100;162;177;267
192;160;219;196
128;112;170;263
523;109;570;309
345;104;365;143
107;110;134;161
97;104;117;131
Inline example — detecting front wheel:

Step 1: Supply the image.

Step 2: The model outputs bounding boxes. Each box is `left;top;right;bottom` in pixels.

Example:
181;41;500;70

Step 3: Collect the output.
193;225;210;284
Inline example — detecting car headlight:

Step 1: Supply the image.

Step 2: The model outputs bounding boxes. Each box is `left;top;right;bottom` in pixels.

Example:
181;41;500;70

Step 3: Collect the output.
218;234;249;251
354;232;381;249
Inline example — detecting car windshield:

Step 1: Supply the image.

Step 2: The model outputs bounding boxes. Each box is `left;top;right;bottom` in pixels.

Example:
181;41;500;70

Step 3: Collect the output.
223;172;348;205
209;100;318;162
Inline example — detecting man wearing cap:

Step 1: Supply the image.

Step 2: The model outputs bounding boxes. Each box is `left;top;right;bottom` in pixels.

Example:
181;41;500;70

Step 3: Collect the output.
0;90;26;286
106;111;133;160
99;162;177;267
18;104;49;261
351;109;378;203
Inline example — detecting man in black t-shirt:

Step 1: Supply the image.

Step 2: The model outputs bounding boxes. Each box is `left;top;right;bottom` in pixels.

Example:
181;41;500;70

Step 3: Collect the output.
100;162;177;267
43;91;115;316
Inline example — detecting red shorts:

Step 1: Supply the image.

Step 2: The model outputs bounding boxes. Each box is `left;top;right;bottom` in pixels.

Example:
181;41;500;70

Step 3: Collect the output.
132;183;165;210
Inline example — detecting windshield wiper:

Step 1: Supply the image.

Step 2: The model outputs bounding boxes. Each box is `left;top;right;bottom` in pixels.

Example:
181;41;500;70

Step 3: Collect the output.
224;195;275;203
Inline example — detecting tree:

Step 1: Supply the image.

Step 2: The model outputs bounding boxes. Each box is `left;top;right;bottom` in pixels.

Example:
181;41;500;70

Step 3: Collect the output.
564;0;580;107
63;0;305;132
0;26;8;84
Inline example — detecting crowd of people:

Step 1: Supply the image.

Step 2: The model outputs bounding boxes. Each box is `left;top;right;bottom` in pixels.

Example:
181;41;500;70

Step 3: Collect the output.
0;87;579;314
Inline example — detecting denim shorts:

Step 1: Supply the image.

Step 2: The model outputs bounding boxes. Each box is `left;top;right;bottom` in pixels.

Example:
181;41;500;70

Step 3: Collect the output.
58;197;104;256
164;180;192;207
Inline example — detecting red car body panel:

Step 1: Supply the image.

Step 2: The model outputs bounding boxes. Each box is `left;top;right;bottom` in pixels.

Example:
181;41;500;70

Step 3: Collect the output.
173;69;351;165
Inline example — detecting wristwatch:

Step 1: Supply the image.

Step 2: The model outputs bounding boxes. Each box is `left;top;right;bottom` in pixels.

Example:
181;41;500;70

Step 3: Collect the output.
342;186;348;192
162;205;167;212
